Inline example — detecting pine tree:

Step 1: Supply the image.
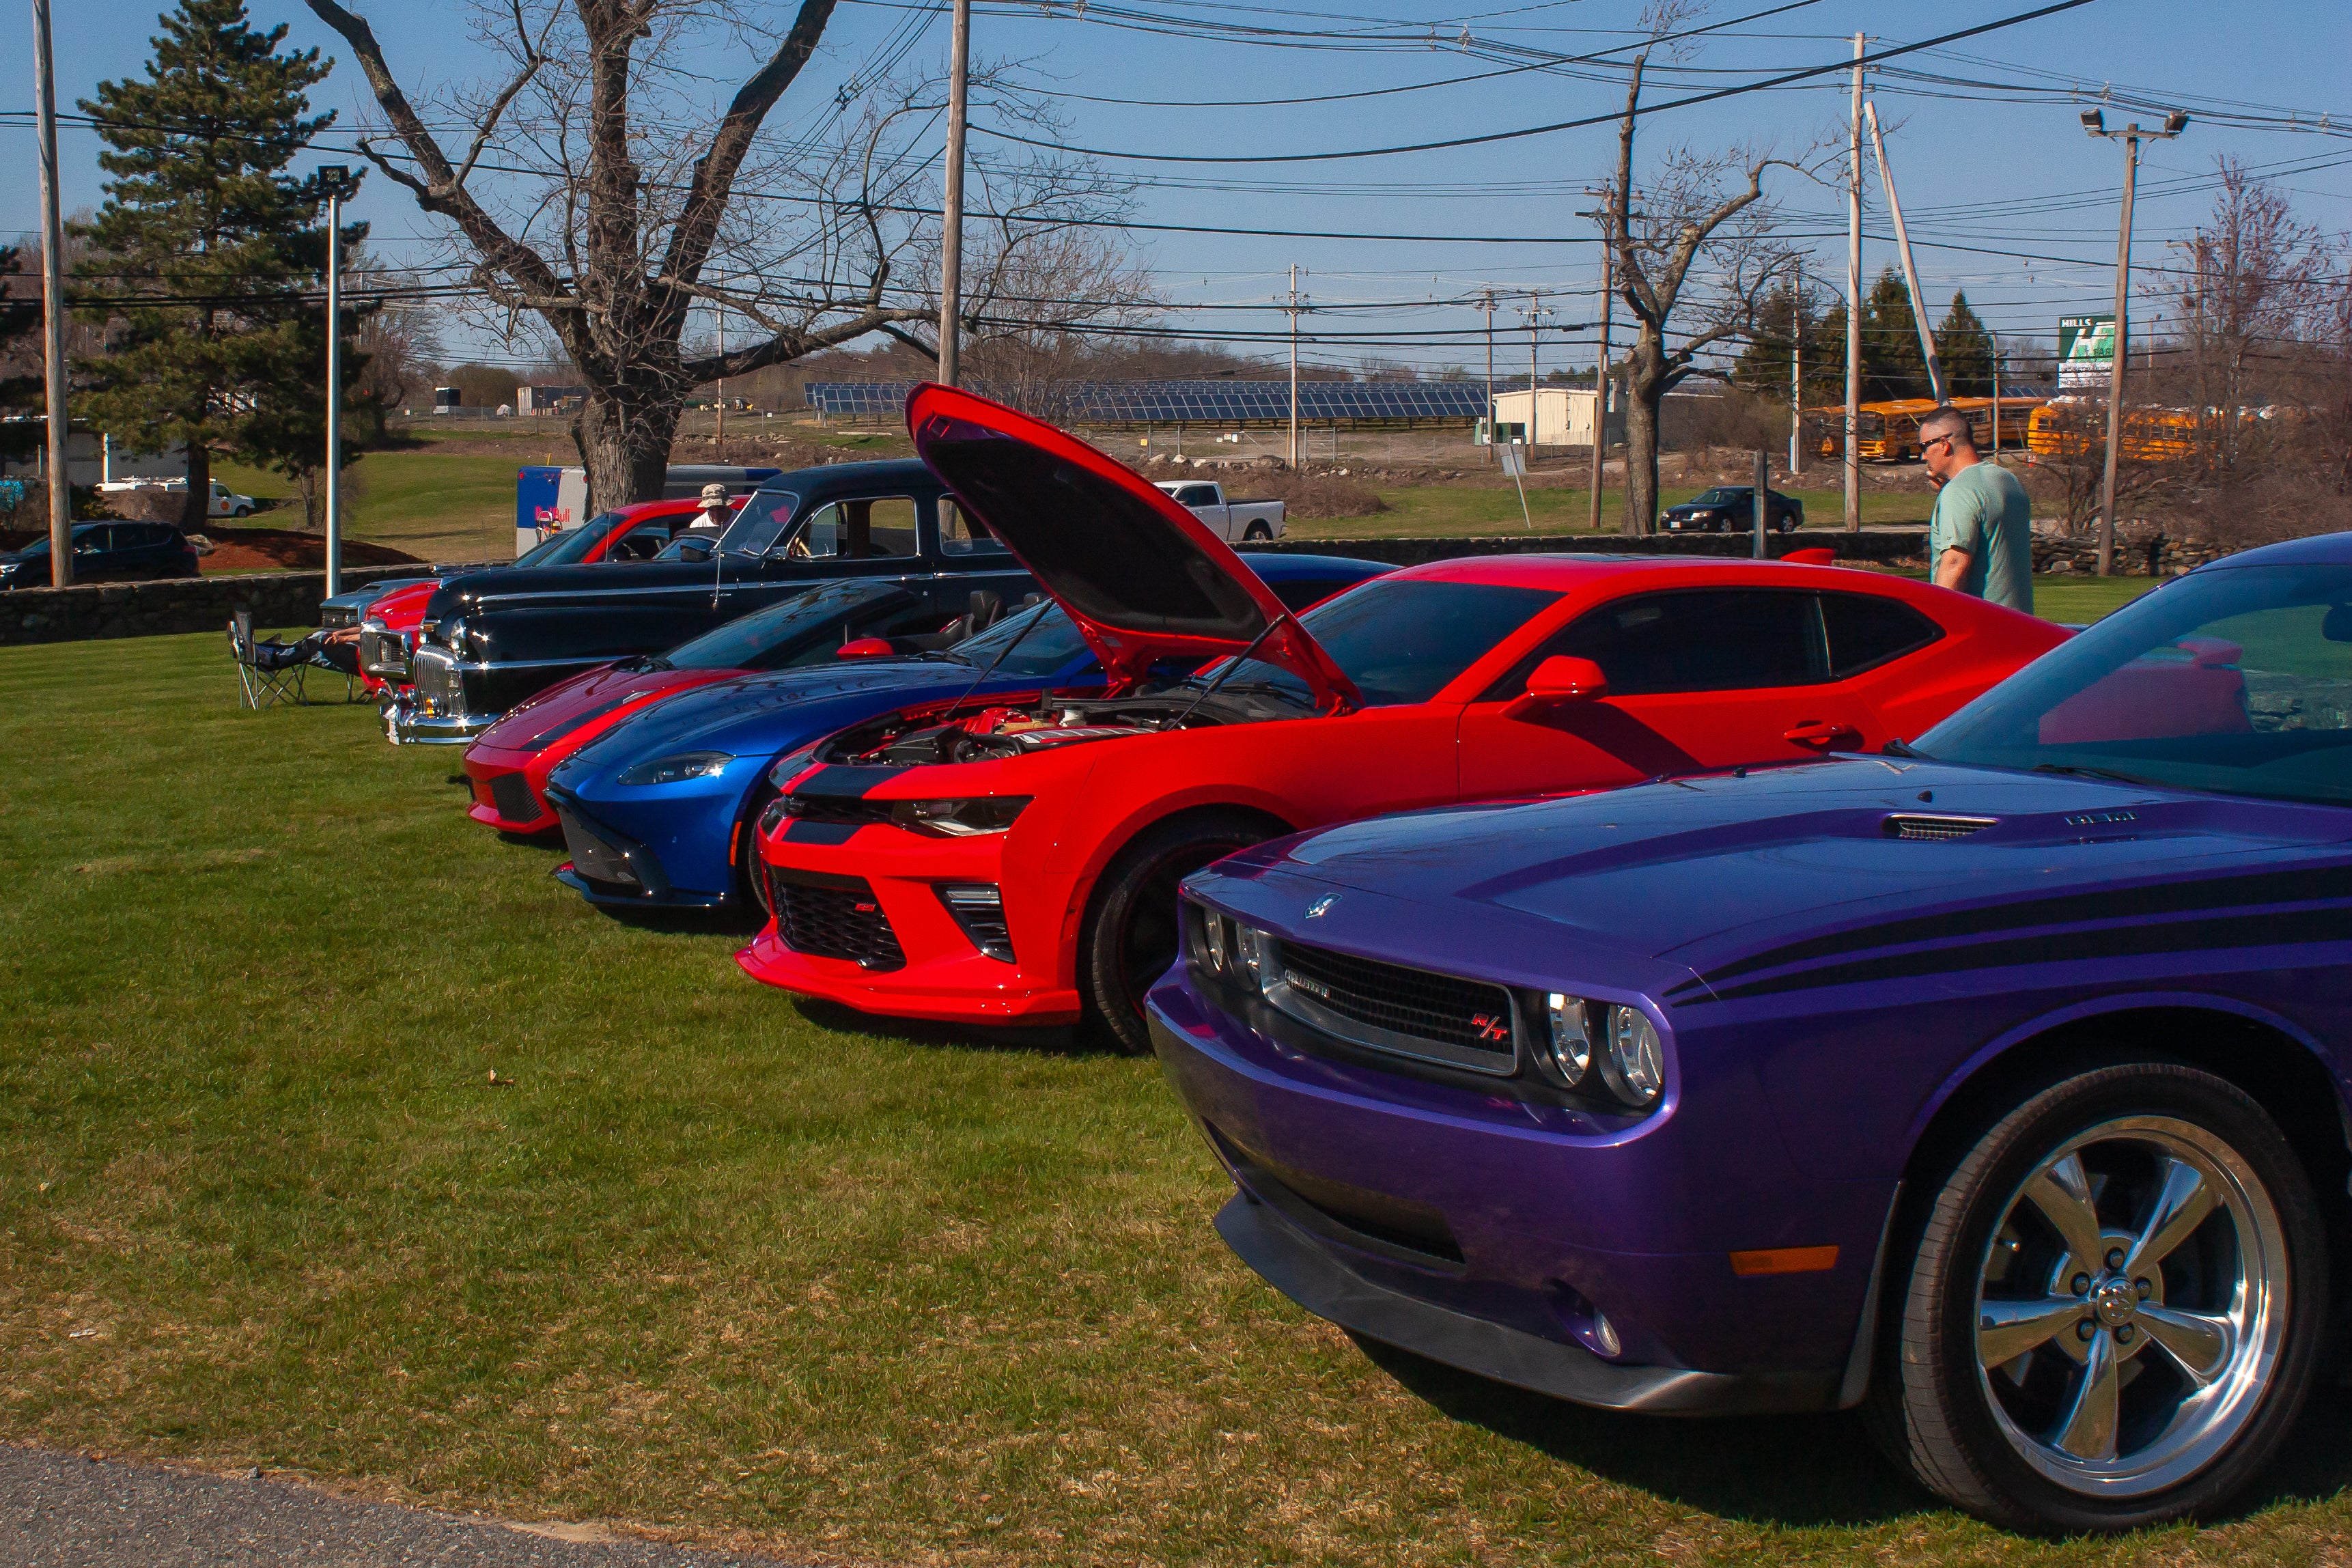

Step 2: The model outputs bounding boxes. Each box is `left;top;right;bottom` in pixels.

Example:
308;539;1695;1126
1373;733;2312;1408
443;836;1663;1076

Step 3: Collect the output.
1862;266;1931;402
72;0;362;531
1936;290;1996;398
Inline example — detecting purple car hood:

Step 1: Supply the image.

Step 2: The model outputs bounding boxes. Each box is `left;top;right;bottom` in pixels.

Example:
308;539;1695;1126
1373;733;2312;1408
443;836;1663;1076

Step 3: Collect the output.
1265;758;2350;981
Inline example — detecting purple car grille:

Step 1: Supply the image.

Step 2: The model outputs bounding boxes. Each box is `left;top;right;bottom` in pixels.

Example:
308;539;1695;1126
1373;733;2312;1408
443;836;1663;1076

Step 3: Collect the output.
1276;940;1518;1065
770;867;906;970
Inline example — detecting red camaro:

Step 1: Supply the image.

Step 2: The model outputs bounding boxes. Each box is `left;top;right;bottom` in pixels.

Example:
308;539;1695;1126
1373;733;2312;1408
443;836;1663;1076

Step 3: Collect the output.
738;386;2067;1050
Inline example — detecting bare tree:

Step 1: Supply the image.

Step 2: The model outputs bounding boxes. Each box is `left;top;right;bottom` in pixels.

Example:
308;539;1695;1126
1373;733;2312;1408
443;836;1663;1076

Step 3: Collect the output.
1602;51;1812;535
2158;158;2326;475
348;255;445;436
303;0;1124;507
957;225;1158;422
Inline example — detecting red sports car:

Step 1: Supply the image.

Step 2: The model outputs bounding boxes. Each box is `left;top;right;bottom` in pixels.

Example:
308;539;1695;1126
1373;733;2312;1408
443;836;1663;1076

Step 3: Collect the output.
737;386;2068;1050
360;496;739;728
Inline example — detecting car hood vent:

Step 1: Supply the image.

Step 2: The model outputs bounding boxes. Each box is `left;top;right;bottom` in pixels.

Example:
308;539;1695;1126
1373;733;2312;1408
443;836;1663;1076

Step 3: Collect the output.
1883;813;1997;841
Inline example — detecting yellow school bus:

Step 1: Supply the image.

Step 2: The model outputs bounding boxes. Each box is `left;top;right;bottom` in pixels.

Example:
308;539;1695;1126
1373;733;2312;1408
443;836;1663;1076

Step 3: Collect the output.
2026;400;2198;462
1817;396;2047;462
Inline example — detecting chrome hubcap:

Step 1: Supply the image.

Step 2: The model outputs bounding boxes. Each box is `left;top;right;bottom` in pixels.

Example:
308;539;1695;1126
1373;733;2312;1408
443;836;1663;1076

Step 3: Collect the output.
1973;1115;2286;1498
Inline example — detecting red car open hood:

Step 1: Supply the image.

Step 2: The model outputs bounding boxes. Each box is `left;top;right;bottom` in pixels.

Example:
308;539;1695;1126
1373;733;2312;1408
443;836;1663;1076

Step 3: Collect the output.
907;384;1359;712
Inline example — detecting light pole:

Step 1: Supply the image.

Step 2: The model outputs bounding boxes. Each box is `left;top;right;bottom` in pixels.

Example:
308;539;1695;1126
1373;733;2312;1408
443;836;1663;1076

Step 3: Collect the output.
2083;106;2187;576
33;0;71;585
937;0;971;387
320;166;352;597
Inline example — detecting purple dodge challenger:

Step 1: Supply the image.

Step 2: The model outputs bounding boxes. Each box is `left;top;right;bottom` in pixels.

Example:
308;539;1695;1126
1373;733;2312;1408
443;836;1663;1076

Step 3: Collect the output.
1148;530;2352;1535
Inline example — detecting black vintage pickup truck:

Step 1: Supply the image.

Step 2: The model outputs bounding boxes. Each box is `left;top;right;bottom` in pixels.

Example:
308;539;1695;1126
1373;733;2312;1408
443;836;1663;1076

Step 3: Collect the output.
395;459;1035;743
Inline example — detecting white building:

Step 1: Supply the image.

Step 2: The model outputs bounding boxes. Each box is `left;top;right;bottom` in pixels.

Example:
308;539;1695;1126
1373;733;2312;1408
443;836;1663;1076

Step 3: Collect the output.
1488;387;1624;449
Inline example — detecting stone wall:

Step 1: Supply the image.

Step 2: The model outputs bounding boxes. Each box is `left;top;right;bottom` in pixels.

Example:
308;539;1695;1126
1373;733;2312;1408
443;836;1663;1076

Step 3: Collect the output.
0;520;2205;649
0;561;503;647
2031;527;2217;578
1241;527;1930;569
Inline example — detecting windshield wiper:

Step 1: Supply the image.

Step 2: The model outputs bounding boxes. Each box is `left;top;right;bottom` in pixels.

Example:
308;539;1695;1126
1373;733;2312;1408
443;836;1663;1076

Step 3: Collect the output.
2034;762;2155;786
1881;738;1928;759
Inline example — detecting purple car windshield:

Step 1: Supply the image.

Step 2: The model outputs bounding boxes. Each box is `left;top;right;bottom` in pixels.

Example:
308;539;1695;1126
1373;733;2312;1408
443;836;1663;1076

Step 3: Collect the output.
1915;562;2352;807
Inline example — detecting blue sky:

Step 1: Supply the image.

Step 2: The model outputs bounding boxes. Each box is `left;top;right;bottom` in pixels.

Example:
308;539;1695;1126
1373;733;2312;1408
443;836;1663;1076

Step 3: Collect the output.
8;0;2351;380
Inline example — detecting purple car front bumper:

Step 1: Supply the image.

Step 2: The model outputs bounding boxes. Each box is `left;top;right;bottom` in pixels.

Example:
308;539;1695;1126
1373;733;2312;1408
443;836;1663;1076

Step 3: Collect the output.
1146;971;1899;1416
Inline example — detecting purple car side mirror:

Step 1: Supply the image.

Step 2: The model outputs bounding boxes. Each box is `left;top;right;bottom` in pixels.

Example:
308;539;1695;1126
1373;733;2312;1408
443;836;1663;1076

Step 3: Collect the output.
1504;655;1608;720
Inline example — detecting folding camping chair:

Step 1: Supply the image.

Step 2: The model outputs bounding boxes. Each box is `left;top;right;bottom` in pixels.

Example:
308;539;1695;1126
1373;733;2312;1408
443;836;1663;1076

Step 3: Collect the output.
226;608;359;709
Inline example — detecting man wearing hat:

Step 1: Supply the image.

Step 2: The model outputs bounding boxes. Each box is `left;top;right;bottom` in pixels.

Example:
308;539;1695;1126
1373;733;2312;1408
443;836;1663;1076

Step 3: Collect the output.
680;482;733;542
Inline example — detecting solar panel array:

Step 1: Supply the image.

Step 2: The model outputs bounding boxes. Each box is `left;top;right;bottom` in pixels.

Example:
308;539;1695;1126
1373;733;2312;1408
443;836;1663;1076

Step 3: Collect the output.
804;380;1504;423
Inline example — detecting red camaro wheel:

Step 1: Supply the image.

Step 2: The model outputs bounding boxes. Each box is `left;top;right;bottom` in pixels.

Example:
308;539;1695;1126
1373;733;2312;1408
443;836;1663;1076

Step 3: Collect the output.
1080;810;1279;1054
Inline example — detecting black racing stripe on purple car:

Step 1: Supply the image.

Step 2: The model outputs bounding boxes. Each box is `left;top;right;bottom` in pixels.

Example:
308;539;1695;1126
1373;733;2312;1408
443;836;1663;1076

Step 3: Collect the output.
791;765;901;799
781;820;862;846
1688;903;2352;1005
1661;865;2349;1001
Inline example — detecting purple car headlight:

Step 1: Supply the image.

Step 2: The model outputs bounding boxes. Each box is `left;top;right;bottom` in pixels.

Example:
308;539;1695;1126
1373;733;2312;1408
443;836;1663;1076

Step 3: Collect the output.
1603;1005;1666;1108
1538;994;1662;1110
1543;994;1595;1087
1186;898;1274;996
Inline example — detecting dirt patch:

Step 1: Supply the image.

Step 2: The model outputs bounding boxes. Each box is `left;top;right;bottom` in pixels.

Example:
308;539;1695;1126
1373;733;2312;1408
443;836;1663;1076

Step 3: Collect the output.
196;529;423;574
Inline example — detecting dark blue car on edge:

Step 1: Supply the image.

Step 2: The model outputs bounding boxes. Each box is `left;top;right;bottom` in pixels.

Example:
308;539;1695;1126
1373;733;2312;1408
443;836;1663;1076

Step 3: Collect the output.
542;553;1390;913
1151;531;2352;1535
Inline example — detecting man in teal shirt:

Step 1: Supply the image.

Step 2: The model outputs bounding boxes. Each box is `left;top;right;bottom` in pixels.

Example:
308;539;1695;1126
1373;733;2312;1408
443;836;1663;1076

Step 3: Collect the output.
1922;406;2034;613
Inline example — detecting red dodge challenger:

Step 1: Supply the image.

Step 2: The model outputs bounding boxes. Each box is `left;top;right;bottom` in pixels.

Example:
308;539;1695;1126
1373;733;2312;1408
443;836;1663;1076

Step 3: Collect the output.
738;386;2067;1050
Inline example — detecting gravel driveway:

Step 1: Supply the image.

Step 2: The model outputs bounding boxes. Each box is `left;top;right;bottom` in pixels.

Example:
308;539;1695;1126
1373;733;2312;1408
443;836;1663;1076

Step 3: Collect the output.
1;1446;798;1567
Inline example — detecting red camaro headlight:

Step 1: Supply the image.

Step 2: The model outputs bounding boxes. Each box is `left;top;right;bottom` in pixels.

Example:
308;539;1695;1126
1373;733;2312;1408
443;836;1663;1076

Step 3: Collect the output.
890;797;1031;837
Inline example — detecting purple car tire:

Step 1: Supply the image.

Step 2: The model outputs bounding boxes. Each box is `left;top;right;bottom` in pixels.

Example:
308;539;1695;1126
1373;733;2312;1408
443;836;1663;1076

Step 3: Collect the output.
1873;1059;2327;1532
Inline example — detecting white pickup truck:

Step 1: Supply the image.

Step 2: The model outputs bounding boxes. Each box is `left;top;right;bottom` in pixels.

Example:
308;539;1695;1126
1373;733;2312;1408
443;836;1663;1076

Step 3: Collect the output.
1155;480;1285;542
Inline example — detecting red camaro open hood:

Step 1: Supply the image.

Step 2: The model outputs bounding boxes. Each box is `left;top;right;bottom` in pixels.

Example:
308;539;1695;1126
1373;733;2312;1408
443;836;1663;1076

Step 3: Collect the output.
906;384;1359;712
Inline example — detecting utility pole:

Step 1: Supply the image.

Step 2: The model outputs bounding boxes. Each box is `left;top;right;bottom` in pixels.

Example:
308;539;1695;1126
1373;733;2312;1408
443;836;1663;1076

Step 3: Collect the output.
1843;33;1864;534
1789;258;1803;475
1989;331;2001;460
936;0;972;387
2084;106;2188;575
33;0;71;587
1285;265;1304;468
1580;194;1616;533
1479;289;1497;465
322;169;348;596
1525;289;1550;456
714;277;727;462
1865;99;1943;402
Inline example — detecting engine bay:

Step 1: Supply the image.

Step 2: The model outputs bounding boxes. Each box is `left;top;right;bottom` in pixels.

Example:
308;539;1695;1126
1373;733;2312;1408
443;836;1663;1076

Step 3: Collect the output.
822;685;1283;768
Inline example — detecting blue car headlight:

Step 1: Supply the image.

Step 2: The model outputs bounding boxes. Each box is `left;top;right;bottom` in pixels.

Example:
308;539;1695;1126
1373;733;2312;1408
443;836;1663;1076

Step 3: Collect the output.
616;751;731;787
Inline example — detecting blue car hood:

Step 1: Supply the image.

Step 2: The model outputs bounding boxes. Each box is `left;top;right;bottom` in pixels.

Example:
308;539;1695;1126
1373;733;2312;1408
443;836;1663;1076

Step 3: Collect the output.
568;658;984;770
1264;758;2351;979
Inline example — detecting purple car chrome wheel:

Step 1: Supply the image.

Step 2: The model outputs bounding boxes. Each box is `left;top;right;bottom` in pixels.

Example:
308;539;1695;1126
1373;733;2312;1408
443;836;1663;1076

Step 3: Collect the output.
1877;1061;2325;1533
1974;1115;2288;1499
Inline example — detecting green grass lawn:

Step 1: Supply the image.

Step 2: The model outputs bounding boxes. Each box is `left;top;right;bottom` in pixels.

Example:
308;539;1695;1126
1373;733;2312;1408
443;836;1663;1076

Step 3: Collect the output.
16;596;2340;1567
214;451;529;562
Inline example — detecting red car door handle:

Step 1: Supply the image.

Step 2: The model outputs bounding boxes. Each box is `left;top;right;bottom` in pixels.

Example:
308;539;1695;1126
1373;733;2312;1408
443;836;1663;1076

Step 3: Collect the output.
1783;719;1853;747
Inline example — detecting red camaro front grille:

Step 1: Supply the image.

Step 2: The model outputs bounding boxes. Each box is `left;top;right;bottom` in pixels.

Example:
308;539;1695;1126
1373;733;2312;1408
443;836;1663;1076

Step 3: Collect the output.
769;867;907;971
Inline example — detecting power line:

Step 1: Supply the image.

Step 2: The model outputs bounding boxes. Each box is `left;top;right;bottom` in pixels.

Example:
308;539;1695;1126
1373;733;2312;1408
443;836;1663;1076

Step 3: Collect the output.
970;0;2102;164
